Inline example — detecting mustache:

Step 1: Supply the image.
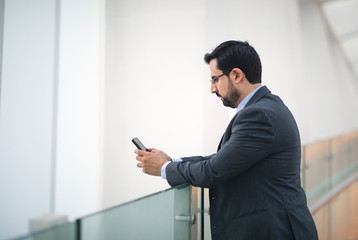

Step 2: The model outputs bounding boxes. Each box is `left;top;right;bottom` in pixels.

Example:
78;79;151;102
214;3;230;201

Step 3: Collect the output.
215;92;222;98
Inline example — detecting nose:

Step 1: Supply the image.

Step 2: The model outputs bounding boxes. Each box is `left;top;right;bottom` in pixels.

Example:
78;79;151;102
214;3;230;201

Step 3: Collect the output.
211;82;218;94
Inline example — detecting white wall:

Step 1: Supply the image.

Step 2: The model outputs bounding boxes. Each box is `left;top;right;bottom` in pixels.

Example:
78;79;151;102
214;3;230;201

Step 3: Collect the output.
0;0;56;238
55;0;103;220
0;0;103;239
296;0;358;143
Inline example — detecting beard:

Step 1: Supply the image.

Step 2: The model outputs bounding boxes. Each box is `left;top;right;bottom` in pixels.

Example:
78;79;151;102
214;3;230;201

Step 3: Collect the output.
216;78;240;108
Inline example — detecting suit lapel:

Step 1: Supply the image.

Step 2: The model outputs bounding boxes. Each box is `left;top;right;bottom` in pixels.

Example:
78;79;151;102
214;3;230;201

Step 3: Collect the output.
217;86;271;151
217;111;239;151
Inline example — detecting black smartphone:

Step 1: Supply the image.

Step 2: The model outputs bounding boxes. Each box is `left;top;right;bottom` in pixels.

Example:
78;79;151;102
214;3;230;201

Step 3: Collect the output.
132;137;147;151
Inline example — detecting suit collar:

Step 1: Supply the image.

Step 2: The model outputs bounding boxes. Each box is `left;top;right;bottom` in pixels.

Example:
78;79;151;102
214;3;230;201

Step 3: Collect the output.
244;85;270;108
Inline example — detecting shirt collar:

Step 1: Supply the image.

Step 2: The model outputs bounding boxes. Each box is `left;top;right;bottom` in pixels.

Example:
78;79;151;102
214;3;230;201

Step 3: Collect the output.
237;86;263;113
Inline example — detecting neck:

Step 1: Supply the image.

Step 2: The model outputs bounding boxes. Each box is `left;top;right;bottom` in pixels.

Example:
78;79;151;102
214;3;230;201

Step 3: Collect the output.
247;83;262;93
235;83;262;106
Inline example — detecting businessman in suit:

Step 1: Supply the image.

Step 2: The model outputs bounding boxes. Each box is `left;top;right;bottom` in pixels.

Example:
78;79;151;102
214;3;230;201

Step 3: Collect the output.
135;40;318;239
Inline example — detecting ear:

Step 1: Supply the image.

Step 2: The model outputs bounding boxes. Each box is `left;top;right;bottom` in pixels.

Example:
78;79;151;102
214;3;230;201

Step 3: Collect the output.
231;68;244;84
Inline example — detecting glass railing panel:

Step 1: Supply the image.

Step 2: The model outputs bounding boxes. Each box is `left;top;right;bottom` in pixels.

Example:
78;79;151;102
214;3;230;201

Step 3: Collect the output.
300;146;306;190
190;186;201;240
13;222;76;240
331;136;350;184
173;184;192;240
202;188;211;240
348;132;358;168
303;131;358;207
79;183;191;240
312;178;358;240
330;132;358;190
350;132;358;164
304;140;331;204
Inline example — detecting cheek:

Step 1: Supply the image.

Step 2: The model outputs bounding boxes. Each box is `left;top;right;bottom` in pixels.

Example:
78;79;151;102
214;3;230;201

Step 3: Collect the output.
217;82;226;94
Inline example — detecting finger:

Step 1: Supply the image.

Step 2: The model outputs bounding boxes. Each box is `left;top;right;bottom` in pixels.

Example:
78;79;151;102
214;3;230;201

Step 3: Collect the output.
137;162;143;168
136;149;149;156
134;149;142;155
136;155;143;162
142;167;152;175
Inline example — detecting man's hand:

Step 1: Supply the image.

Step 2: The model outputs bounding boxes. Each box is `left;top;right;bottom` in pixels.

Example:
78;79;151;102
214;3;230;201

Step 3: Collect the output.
135;148;171;176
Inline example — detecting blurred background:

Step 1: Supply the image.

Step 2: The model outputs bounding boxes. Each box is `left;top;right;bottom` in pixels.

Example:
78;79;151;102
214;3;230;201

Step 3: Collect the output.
1;0;358;239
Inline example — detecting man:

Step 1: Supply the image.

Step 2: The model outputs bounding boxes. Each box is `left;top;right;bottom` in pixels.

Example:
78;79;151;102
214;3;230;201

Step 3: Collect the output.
135;40;318;239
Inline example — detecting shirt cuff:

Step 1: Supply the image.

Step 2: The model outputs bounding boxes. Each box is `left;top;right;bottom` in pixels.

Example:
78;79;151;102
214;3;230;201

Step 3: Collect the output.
172;158;183;162
161;161;171;179
161;158;183;179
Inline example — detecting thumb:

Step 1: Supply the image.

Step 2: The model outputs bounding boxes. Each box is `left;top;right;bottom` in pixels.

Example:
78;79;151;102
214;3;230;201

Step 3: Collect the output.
146;148;155;152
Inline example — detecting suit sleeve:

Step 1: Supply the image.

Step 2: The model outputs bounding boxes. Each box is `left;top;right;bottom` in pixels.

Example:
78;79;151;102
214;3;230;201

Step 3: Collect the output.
166;106;275;187
181;154;216;162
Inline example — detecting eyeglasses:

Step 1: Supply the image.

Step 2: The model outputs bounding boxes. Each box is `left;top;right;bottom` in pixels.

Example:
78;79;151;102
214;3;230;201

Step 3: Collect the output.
210;71;230;84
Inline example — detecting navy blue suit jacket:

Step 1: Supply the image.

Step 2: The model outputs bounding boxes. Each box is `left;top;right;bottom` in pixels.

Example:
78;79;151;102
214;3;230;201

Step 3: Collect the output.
166;86;318;239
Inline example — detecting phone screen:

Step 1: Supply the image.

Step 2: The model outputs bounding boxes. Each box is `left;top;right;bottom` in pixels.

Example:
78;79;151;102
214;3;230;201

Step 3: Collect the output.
132;137;147;151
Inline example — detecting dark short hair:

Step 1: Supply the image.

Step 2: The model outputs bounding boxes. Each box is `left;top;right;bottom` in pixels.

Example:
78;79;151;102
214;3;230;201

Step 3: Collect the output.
204;40;262;84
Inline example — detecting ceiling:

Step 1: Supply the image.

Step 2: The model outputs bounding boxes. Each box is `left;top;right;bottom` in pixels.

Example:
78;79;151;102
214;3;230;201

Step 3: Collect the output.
316;0;358;78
